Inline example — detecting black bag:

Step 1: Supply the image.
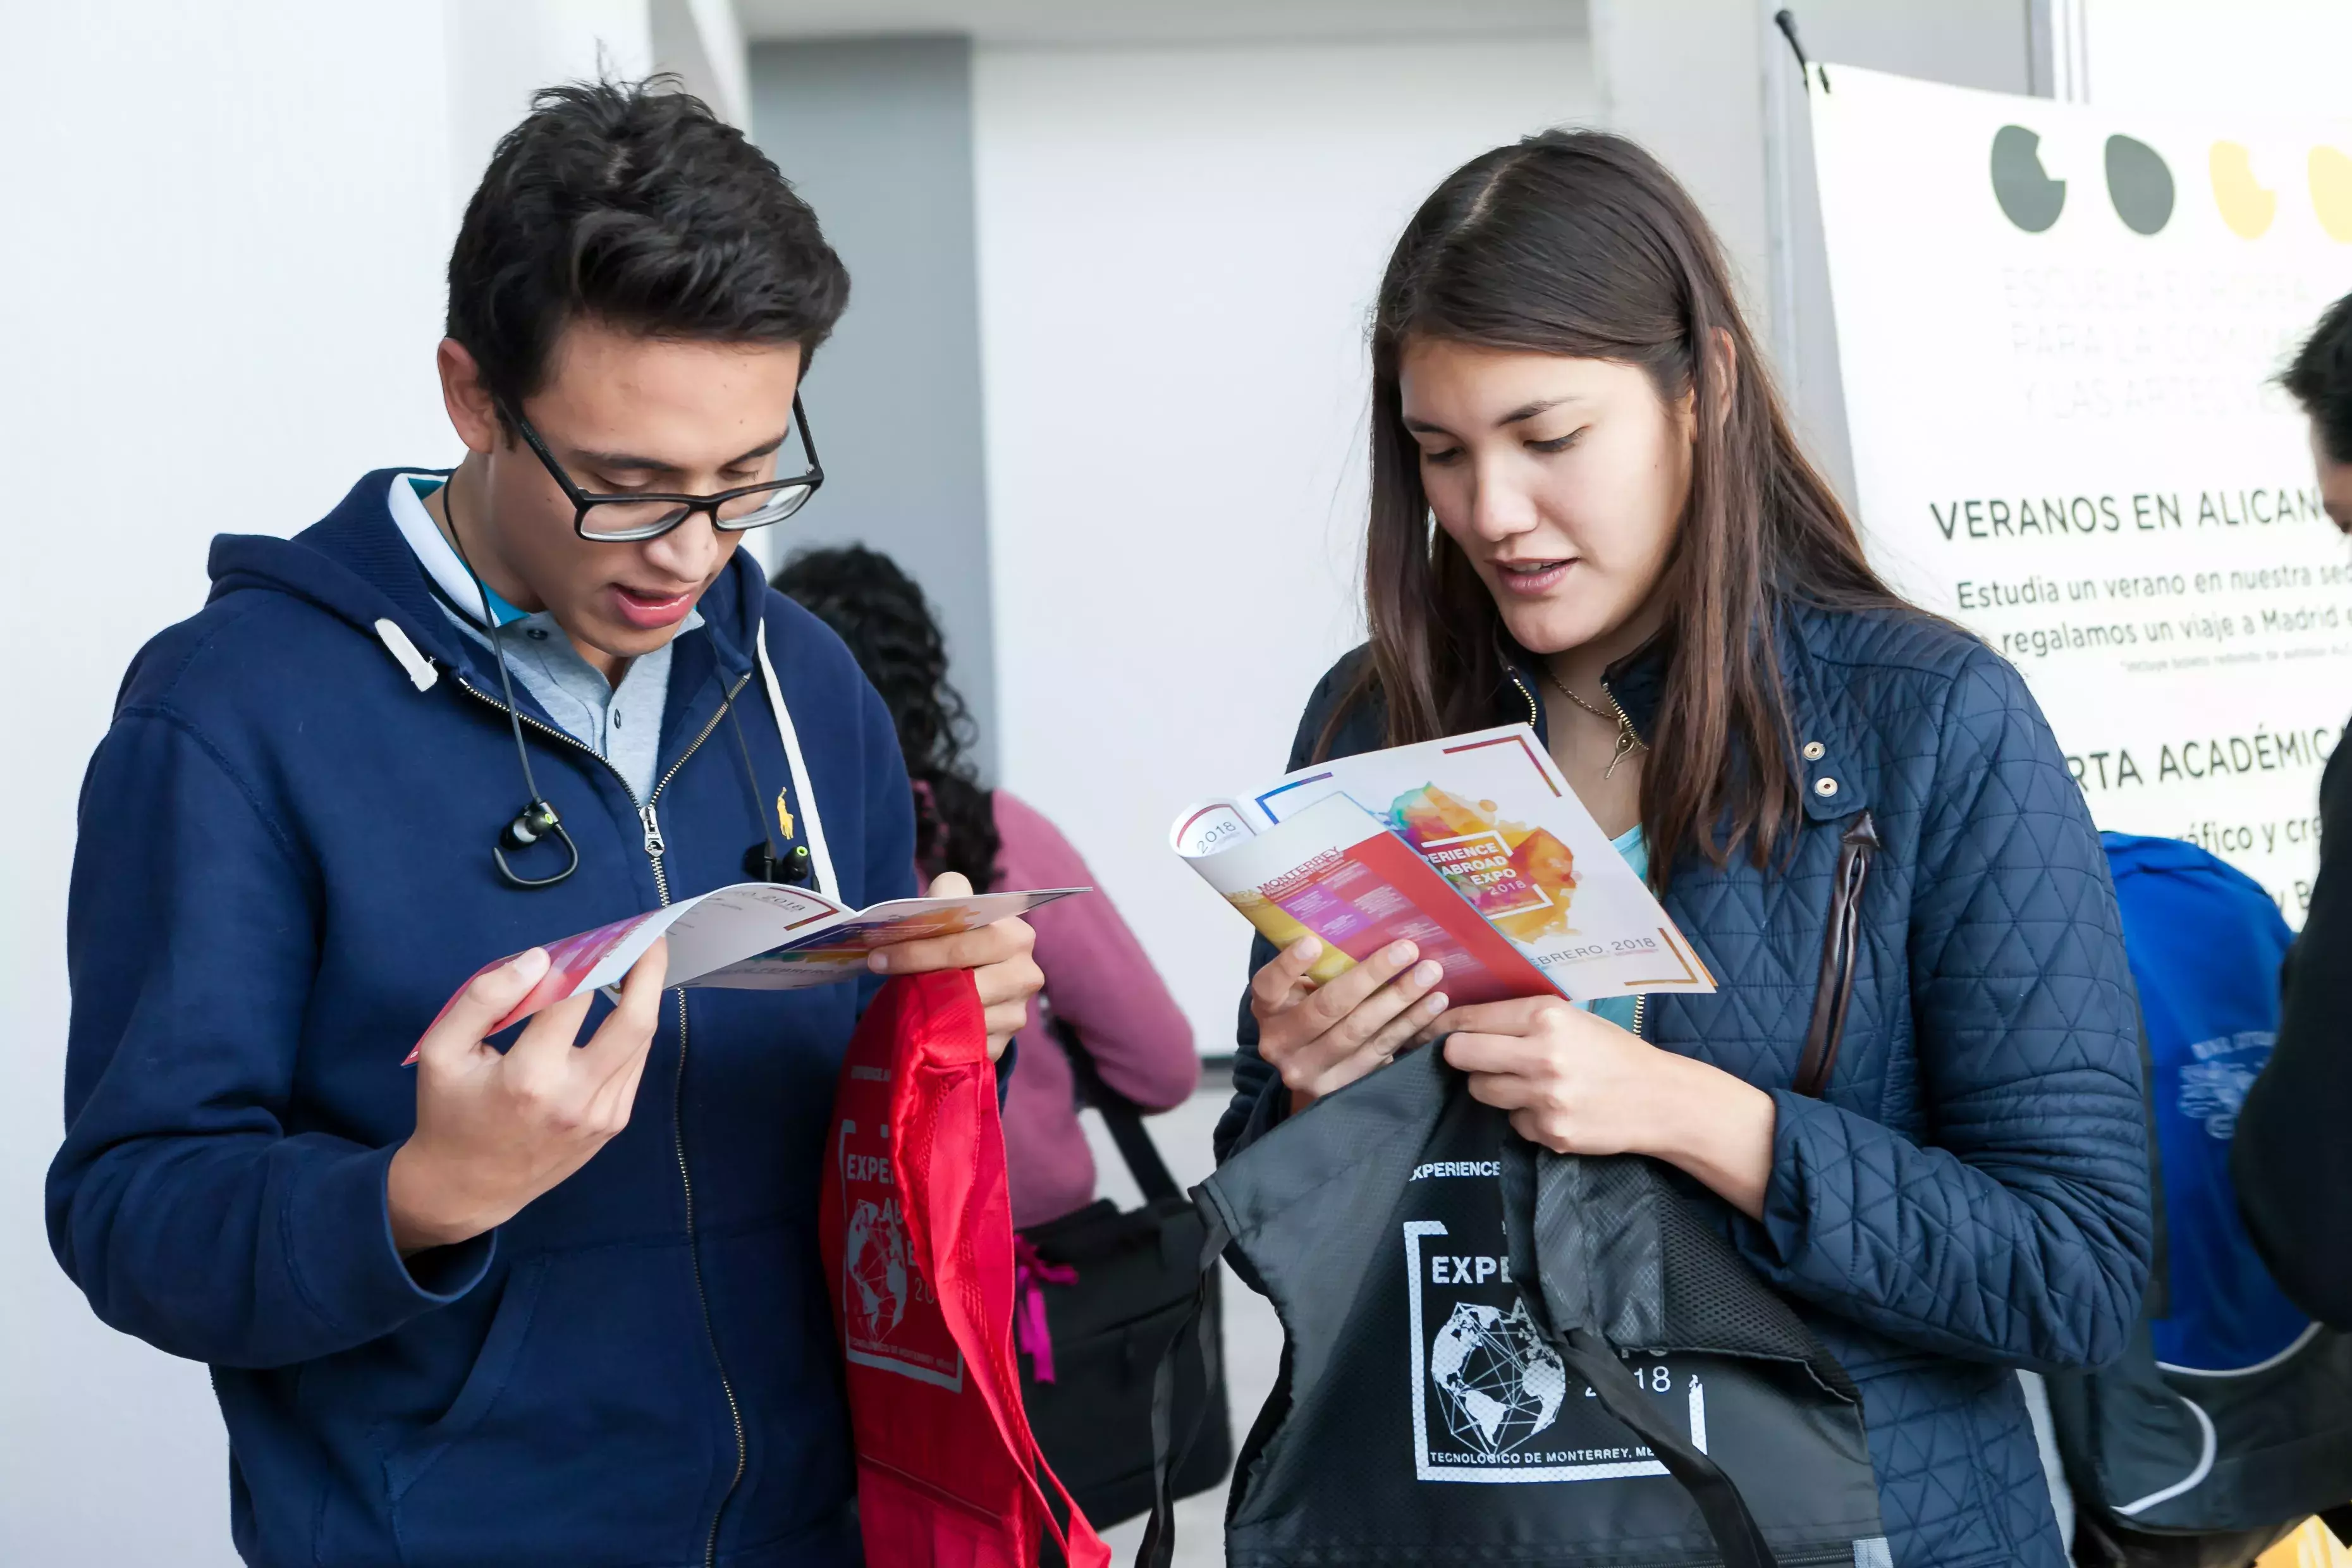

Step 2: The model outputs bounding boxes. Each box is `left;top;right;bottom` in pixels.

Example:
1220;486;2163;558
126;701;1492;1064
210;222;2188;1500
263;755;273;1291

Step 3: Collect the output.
1014;1018;1234;1529
2049;838;2352;1564
2048;1222;2352;1559
1144;1043;1889;1568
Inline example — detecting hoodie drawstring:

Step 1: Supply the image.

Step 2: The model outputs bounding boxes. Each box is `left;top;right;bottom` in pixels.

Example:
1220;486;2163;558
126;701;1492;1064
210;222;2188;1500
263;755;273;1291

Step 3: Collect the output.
756;618;838;897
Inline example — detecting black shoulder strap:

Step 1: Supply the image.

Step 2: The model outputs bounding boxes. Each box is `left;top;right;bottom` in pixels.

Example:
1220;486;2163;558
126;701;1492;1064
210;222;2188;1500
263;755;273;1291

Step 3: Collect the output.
1138;1210;1230;1568
1559;1328;1780;1568
1502;1138;1782;1568
1048;1015;1180;1204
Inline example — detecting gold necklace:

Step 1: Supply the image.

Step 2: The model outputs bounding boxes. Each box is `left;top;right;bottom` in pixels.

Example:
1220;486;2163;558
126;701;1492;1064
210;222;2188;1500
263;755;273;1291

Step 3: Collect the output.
1543;668;1644;779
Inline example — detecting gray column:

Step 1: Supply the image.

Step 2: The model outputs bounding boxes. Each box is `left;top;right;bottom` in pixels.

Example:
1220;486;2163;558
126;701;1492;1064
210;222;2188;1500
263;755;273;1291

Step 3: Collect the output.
748;36;999;780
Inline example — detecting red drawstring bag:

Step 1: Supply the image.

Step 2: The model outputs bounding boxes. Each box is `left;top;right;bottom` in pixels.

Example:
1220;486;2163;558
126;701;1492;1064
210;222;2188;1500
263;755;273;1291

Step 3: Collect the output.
818;971;1110;1568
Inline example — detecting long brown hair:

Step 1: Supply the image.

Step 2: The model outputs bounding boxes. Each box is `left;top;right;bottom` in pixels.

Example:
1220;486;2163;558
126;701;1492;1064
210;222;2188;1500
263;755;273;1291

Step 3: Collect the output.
1335;129;1909;885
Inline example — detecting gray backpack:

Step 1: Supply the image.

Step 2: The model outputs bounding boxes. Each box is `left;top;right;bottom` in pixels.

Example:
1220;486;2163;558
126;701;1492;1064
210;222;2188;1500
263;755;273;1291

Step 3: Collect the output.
1141;1045;1889;1567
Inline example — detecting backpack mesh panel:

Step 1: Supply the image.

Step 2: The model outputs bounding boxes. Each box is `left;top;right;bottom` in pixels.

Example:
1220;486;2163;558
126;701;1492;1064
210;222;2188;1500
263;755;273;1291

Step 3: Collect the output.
1649;1172;1861;1405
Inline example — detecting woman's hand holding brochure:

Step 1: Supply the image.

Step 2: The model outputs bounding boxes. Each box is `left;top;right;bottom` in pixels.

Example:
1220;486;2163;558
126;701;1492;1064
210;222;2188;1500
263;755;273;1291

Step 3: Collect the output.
1173;723;1713;1003
1248;931;1450;1109
1173;723;1715;1110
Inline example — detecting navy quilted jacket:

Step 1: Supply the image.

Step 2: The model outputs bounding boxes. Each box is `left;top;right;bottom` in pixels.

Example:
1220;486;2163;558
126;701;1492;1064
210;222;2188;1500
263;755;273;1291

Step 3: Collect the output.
1217;604;2153;1568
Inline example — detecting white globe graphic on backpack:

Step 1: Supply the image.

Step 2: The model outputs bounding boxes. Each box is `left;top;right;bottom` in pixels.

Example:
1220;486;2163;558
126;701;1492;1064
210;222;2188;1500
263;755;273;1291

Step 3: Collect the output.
1430;1298;1568;1454
842;1197;909;1339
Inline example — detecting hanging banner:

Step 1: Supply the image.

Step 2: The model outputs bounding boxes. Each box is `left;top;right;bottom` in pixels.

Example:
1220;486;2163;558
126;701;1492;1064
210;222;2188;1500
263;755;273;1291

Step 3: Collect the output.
1808;64;2352;918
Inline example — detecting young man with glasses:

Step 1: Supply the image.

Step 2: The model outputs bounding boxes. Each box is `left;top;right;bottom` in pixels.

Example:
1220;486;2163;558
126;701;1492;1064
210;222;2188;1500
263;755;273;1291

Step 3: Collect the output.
47;81;1039;1567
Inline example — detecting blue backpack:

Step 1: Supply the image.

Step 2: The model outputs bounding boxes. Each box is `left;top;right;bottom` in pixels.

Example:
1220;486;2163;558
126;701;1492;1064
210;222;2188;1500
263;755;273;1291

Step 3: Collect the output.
2049;833;2352;1538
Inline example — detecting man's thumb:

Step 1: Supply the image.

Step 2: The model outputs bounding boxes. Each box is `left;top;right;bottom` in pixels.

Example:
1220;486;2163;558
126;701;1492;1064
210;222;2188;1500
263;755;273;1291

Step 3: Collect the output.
926;870;974;900
407;948;553;1067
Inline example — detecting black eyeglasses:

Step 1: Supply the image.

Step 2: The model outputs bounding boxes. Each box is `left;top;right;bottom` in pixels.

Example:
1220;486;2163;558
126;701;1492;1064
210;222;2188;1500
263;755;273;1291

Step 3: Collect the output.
505;395;825;542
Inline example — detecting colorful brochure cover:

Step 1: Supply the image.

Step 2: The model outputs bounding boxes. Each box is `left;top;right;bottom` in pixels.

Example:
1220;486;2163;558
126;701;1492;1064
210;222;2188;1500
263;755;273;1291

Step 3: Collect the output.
406;881;1086;1061
1172;724;1712;1005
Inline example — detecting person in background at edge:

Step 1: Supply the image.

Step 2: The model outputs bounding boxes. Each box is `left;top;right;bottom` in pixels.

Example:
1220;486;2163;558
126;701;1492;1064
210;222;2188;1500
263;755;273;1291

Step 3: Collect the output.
1215;130;2150;1567
776;544;1198;1228
46;80;1041;1567
2232;292;2352;1329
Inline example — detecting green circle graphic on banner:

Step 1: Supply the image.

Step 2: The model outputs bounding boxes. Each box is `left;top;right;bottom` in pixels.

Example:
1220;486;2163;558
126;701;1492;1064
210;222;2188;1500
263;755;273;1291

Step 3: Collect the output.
2105;134;2176;235
1990;125;2066;233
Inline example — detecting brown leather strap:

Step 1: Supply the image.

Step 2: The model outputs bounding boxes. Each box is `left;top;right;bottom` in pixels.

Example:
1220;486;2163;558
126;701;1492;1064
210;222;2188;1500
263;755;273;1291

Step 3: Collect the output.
1794;811;1878;1098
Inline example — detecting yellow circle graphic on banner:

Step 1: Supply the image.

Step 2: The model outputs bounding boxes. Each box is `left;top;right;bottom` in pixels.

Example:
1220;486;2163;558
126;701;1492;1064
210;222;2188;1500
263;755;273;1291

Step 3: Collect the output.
2311;145;2352;242
2209;142;2277;238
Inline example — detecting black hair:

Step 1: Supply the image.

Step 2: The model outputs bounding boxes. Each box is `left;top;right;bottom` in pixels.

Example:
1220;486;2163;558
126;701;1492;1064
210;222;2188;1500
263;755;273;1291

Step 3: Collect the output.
2284;291;2352;464
446;77;850;415
773;546;1001;891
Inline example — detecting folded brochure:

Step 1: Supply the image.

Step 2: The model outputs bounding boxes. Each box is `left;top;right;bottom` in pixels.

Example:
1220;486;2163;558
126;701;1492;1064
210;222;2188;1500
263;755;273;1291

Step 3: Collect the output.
405;881;1086;1061
1172;723;1712;1007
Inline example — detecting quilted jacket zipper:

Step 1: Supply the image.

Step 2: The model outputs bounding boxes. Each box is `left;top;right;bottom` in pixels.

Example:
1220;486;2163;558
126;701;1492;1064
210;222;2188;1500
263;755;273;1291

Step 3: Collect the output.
1514;661;1875;1094
452;670;755;1565
1512;672;1541;729
1516;669;1651;1039
1793;811;1878;1098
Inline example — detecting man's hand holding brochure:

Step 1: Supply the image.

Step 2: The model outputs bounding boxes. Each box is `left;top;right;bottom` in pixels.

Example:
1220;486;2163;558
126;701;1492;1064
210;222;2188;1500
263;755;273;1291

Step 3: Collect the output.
407;879;1085;1060
390;874;1072;1255
1173;723;1712;1010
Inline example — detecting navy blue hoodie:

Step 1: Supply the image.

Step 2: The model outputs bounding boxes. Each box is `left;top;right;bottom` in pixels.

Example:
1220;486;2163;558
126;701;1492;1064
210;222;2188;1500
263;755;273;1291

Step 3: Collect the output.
48;471;916;1566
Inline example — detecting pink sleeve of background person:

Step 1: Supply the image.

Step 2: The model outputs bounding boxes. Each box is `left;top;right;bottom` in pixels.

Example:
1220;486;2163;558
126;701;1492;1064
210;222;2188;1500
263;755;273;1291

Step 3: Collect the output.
994;791;1198;1111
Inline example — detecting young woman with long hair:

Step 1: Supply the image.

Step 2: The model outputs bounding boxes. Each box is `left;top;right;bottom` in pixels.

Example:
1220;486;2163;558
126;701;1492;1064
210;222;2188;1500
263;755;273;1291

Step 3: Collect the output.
1215;131;2151;1567
776;545;1198;1228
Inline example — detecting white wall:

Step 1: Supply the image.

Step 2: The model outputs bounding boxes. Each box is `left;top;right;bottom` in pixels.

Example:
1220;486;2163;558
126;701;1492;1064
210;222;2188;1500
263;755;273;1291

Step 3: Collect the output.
974;34;1596;1057
0;8;455;1560
0;3;717;1559
1588;0;1772;330
2083;0;2352;109
444;0;654;198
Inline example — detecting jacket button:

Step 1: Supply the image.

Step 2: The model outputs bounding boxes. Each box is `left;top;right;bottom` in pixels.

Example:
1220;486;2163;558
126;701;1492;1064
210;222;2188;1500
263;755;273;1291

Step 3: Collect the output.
1801;740;1825;761
1813;776;1839;798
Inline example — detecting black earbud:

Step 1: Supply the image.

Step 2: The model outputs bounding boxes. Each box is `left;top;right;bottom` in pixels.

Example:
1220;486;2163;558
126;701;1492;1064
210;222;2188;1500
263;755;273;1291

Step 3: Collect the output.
743;841;814;886
496;799;580;888
503;799;560;849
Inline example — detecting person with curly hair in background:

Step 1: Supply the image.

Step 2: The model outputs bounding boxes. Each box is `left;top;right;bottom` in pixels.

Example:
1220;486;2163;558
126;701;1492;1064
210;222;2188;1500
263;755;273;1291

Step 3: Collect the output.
776;544;1199;1227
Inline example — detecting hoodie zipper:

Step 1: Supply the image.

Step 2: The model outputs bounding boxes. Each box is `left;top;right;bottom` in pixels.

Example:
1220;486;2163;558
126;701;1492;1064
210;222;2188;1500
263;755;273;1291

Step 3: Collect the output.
452;670;754;1565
